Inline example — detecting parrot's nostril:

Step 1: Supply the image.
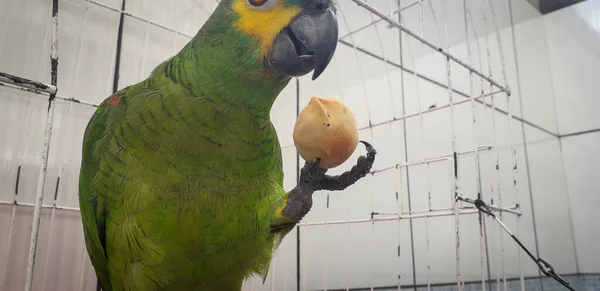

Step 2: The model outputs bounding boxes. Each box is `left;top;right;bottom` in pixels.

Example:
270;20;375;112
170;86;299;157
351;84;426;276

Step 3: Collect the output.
311;0;329;12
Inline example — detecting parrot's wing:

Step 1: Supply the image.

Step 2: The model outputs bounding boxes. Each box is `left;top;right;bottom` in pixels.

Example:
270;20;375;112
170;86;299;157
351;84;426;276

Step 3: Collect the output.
79;97;113;291
79;86;135;291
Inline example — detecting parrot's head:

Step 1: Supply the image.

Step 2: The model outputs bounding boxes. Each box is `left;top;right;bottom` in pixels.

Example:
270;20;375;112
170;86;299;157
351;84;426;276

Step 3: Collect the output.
229;0;339;80
174;0;339;112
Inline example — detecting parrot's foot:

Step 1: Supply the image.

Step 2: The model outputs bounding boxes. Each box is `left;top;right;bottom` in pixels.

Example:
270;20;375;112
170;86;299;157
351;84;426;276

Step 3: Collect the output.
299;158;327;184
279;142;377;221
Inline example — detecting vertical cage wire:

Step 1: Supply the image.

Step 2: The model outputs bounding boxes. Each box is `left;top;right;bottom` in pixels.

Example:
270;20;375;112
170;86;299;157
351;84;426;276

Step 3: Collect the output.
397;1;413;289
399;0;430;288
393;166;403;291
487;0;526;289
471;4;502;290
474;2;509;290
439;0;463;288
23;0;59;289
461;1;488;290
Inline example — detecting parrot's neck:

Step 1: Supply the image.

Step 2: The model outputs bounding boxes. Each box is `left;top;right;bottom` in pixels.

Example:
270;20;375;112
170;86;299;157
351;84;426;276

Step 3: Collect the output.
158;7;292;118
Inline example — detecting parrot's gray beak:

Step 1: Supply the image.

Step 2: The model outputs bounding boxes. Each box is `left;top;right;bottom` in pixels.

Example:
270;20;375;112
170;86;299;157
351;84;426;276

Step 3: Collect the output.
267;0;338;80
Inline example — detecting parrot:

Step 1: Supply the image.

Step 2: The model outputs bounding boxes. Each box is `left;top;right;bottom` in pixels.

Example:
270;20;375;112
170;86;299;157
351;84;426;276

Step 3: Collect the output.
78;0;377;290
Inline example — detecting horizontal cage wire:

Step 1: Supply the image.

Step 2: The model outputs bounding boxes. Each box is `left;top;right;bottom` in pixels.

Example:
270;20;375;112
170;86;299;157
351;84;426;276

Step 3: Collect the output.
0;0;583;291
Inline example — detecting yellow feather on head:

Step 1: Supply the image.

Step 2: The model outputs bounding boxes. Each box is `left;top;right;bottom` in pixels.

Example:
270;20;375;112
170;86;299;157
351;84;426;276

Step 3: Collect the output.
232;0;302;58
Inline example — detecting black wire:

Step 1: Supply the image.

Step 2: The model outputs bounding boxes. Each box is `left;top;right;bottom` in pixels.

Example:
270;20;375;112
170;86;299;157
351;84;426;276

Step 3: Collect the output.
295;78;301;291
473;199;576;291
112;0;127;94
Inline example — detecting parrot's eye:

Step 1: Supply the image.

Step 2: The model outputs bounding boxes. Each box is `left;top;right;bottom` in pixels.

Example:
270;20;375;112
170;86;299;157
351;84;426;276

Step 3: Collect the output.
247;0;275;9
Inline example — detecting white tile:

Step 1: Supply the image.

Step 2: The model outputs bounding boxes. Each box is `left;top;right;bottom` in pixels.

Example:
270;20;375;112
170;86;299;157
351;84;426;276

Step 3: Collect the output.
0;0;52;83
282;145;298;191
47;100;96;209
118;15;149;89
335;0;377;38
30;210;95;290
94;0;122;10
58;0;120;103
0;206;39;290
174;33;192;55
546;1;600;135
0;206;96;291
269;223;298;291
119;16;179;89
126;0;169;27
523;125;578;274
411;216;460;284
561;132;600;273
363;70;397;125
125;0;214;36
344;20;402;65
141;25;178;77
510;17;559;134
0;88;49;205
271;81;297;148
300;220;412;290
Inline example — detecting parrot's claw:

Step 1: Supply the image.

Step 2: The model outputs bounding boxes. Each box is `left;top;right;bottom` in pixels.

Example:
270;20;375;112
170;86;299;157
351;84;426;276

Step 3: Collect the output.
299;158;326;185
359;140;377;159
311;158;322;171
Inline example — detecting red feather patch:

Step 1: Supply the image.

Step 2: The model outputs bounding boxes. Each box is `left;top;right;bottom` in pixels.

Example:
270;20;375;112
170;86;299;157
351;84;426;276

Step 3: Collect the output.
108;96;120;107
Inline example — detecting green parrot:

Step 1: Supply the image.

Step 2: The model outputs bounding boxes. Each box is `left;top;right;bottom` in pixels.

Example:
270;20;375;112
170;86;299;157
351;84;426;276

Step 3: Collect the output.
78;0;377;290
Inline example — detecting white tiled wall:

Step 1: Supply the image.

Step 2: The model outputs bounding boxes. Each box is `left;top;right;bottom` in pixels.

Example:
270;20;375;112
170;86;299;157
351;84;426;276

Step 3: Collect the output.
545;0;600;136
0;0;53;84
543;0;600;274
57;0;120;104
561;132;600;274
0;0;596;290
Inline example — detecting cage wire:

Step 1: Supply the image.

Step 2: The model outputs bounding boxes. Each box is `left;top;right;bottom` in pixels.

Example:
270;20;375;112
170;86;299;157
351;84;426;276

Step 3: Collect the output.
0;0;576;290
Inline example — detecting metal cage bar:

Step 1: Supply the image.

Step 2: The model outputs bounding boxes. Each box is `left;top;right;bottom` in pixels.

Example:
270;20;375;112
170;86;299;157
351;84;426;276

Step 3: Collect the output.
23;0;60;290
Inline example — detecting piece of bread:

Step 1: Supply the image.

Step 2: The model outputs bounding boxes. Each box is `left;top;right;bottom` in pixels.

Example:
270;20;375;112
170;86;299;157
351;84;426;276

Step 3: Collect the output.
293;97;359;169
